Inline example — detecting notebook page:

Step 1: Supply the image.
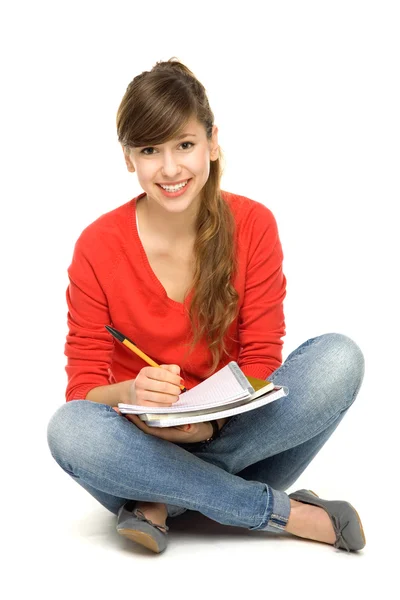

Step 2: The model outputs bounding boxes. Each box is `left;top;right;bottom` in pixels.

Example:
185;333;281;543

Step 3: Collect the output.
118;362;252;414
143;386;289;427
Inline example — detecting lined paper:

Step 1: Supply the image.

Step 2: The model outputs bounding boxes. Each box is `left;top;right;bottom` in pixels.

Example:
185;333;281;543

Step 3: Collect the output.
118;362;253;414
143;386;289;427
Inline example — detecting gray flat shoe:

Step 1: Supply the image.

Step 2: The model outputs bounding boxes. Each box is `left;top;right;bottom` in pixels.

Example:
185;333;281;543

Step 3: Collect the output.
116;501;169;553
288;489;366;552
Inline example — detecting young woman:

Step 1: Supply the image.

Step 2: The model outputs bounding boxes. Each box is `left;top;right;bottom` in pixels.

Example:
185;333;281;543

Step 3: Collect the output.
47;58;366;554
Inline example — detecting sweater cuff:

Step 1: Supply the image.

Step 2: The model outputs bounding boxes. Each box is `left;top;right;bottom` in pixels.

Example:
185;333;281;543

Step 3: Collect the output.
66;384;99;402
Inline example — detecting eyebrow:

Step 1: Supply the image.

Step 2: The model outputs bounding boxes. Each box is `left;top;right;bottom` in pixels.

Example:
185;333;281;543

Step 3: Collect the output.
175;133;196;140
135;133;196;149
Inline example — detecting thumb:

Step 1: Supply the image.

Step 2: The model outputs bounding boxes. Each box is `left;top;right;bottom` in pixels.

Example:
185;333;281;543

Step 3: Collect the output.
160;364;181;376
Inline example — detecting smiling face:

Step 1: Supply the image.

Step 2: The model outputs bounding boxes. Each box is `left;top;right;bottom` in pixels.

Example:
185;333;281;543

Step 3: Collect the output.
122;117;219;214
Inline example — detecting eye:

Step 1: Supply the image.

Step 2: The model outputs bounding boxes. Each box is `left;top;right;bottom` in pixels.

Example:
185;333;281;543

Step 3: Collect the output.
140;141;194;155
180;141;194;150
140;147;156;155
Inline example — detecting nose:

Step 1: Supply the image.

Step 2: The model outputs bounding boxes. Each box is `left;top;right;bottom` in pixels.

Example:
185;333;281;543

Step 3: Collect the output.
160;149;182;178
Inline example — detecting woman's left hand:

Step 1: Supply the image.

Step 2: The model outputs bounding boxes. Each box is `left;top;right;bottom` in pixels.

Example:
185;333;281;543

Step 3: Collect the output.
124;413;214;444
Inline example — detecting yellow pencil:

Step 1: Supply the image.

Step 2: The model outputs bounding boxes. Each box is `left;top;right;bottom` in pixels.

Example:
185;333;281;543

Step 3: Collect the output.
105;325;187;392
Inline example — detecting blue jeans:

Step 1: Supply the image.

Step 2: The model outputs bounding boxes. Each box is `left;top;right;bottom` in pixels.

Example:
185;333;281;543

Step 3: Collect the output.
47;333;365;532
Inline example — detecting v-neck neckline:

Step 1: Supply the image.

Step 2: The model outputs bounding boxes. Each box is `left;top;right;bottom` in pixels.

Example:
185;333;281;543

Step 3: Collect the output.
132;193;194;313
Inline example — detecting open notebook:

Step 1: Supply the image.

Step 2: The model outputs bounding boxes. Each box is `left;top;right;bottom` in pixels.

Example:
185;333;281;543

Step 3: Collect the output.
118;361;289;427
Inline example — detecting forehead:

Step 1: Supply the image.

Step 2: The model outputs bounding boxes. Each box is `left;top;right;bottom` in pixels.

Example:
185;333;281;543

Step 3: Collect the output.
174;117;205;138
129;117;207;152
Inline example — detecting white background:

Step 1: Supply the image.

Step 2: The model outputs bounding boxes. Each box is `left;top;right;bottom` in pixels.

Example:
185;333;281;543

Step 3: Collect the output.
1;1;398;598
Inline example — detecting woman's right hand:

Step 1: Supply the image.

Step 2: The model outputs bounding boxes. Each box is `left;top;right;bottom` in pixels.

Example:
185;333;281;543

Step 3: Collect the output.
129;364;184;407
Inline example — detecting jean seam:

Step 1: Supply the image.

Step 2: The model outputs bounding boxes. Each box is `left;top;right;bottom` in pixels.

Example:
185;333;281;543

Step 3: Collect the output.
269;513;289;530
259;485;272;528
257;489;289;531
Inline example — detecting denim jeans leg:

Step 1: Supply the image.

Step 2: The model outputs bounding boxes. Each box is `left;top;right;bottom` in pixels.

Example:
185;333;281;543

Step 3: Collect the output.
48;332;364;533
235;418;347;490
47;401;286;530
177;333;364;529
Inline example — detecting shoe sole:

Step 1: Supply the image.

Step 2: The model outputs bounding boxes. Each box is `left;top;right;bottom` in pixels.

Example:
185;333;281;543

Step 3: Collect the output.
117;527;165;553
308;489;366;546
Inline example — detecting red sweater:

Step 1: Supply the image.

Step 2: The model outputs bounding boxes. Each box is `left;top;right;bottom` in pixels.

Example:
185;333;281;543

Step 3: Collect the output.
65;190;286;401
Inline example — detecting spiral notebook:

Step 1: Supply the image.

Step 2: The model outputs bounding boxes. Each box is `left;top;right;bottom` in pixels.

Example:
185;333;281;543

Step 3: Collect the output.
118;361;289;427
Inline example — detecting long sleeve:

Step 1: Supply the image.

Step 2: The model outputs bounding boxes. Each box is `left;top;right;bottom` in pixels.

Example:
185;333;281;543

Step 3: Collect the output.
237;203;286;380
61;192;287;399
64;230;115;401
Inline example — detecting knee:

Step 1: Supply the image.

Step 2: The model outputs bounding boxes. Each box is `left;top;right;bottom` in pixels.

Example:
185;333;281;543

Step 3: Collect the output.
319;333;365;405
47;400;111;471
47;401;83;469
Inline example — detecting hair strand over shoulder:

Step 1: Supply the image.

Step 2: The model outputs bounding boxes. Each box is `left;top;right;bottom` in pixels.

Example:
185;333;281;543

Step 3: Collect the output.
116;58;239;376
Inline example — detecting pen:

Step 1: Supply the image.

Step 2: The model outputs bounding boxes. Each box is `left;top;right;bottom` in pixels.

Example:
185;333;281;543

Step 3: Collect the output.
104;325;187;392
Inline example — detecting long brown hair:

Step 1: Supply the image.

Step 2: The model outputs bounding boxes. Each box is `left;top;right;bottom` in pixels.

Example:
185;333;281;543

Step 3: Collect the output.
116;58;239;376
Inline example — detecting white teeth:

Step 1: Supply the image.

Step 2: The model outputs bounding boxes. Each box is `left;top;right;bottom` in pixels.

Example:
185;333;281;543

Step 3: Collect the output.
159;180;189;191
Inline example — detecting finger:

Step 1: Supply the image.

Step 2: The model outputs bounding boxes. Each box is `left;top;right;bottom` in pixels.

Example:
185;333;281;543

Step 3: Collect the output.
175;424;192;432
126;415;163;437
150;426;189;442
134;394;180;407
160;364;181;376
145;377;183;397
128;416;190;442
136;384;182;406
124;414;143;427
146;366;183;389
127;414;162;434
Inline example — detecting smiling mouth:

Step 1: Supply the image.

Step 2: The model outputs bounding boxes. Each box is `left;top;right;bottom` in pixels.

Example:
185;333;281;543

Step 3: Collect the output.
157;178;191;186
157;179;191;191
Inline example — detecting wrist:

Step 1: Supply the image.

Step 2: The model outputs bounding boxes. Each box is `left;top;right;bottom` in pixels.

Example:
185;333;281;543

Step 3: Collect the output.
85;379;133;406
205;420;220;442
123;378;135;403
216;417;228;429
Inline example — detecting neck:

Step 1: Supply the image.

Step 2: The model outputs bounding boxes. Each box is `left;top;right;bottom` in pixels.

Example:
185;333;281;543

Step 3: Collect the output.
138;193;199;243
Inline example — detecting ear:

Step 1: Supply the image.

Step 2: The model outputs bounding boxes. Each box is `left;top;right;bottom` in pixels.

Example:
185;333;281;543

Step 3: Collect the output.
122;145;135;173
210;125;219;161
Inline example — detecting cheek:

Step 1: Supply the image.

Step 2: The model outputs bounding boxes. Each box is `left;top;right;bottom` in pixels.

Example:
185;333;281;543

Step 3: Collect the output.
190;154;210;177
136;165;155;183
200;158;211;179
